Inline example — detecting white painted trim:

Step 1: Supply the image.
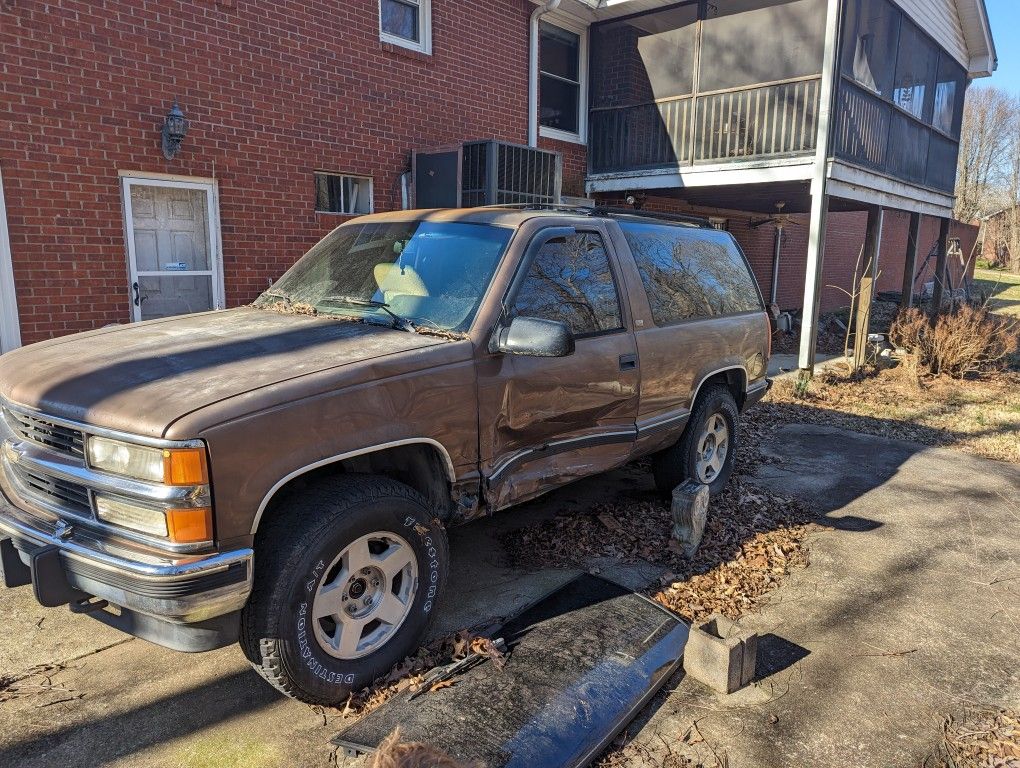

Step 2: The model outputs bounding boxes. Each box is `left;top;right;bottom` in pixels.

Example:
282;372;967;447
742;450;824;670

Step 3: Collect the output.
120;175;225;322
538;15;589;145
586;157;815;194
250;438;457;533
798;0;842;374
378;0;432;55
826;160;955;217
0;165;21;353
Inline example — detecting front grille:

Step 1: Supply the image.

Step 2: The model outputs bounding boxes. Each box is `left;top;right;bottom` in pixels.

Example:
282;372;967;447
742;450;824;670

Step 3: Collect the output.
2;407;85;458
9;463;92;517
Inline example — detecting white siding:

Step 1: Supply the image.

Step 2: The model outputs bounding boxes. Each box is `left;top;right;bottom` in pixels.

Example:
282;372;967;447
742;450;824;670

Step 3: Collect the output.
893;0;969;67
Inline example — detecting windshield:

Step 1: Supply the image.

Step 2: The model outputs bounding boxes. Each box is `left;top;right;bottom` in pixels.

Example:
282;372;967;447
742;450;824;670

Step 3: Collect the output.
254;221;514;332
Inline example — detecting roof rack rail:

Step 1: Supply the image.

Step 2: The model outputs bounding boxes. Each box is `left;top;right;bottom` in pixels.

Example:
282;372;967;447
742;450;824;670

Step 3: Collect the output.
592;206;713;228
480;203;596;215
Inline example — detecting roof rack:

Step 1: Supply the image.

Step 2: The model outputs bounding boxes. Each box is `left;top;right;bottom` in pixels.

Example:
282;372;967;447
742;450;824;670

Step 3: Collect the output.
592;207;712;228
480;203;596;215
478;203;713;228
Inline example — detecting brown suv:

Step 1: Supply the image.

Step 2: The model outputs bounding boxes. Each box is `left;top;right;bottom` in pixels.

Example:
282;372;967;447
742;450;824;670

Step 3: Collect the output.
0;206;770;704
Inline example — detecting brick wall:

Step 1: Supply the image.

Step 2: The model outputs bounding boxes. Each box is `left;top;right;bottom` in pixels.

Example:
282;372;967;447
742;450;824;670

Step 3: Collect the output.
598;197;978;313
1;1;979;344
1;0;533;344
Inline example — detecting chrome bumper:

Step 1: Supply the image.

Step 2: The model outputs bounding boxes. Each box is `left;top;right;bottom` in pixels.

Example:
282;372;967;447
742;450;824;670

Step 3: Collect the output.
0;497;253;625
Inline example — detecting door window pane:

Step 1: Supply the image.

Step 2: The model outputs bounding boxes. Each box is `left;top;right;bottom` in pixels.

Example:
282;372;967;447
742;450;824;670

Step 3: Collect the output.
130;186;210;272
620;223;762;324
381;0;419;42
892;21;937;121
512;232;622;336
841;0;900;98
540;23;581;134
933;54;967;137
138;275;213;320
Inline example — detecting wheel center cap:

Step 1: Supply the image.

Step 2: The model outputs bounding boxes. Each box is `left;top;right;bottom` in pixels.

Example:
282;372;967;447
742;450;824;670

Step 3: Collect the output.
348;578;367;599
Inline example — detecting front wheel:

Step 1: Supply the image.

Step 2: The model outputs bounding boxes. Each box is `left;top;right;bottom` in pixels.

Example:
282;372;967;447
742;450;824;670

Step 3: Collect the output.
653;385;739;498
240;475;448;705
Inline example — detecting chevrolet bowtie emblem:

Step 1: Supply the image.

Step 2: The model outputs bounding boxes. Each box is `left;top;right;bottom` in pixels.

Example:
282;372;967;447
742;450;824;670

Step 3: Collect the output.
54;521;74;540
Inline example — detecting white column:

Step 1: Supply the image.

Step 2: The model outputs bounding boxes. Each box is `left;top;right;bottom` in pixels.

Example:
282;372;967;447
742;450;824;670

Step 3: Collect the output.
0;165;21;353
797;0;842;377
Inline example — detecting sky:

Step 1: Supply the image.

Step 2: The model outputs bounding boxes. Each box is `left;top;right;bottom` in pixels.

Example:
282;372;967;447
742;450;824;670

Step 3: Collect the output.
984;0;1020;95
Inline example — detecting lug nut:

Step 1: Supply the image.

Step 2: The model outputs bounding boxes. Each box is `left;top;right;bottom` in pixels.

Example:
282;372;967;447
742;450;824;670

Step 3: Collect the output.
346;604;356;614
371;579;381;587
361;568;371;575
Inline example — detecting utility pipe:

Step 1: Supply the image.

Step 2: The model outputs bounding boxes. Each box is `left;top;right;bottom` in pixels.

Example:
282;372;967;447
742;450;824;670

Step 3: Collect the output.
770;224;783;307
528;0;562;147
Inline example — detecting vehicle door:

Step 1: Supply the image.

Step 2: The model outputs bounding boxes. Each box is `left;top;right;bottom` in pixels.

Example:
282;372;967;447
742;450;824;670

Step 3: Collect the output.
476;223;640;510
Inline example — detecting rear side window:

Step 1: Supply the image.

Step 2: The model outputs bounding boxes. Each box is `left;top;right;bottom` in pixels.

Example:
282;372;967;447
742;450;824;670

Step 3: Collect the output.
511;231;623;336
619;222;762;325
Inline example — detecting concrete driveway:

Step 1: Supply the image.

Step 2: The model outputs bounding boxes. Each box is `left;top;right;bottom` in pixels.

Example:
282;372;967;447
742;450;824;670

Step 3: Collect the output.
1;425;1017;767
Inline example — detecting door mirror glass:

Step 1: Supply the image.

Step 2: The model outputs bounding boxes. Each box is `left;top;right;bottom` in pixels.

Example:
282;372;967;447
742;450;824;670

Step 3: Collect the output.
497;316;574;358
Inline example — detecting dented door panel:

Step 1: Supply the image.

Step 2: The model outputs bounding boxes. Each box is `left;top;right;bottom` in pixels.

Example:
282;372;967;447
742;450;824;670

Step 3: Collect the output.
476;332;639;510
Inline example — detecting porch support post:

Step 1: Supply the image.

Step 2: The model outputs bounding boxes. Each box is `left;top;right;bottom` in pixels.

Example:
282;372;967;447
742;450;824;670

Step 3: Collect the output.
853;205;883;370
900;211;921;309
929;217;951;319
0;164;21;353
798;0;842;378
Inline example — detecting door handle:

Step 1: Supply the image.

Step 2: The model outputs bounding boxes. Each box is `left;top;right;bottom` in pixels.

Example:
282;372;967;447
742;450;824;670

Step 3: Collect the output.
619;354;638;371
132;282;140;307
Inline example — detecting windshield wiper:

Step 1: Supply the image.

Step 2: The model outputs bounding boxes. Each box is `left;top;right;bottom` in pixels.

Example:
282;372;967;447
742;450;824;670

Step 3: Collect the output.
317;296;415;332
260;289;294;305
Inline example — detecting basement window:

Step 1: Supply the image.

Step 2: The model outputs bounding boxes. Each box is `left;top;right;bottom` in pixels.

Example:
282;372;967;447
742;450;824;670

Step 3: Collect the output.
380;0;431;54
314;173;373;215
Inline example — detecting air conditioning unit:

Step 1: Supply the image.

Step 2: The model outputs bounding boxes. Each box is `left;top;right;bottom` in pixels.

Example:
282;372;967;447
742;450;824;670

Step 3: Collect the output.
412;140;562;209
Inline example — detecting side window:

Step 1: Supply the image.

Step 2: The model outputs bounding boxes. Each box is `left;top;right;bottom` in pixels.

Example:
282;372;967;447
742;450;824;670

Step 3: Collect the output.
620;222;763;325
511;232;623;336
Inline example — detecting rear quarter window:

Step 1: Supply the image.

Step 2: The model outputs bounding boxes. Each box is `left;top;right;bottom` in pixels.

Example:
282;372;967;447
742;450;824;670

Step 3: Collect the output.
619;222;763;325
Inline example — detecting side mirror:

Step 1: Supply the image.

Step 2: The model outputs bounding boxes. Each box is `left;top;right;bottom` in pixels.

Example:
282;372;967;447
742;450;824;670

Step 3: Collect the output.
497;316;575;358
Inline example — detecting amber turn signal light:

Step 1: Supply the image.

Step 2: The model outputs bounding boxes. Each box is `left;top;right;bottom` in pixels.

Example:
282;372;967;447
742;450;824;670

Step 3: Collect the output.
166;507;213;544
163;447;209;486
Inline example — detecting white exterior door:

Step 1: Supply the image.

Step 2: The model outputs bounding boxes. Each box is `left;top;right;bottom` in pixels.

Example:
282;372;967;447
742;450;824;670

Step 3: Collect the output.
122;177;223;322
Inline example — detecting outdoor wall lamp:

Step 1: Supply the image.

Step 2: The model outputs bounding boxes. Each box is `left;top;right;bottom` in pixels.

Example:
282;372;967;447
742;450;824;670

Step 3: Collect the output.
161;101;188;160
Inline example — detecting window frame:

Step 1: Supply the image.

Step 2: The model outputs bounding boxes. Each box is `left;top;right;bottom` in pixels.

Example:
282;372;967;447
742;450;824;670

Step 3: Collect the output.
494;226;628;348
538;18;589;145
617;221;765;328
379;0;432;55
313;172;375;216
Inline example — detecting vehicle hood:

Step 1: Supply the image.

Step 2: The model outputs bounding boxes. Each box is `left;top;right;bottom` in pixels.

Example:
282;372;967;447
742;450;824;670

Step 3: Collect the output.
0;308;449;438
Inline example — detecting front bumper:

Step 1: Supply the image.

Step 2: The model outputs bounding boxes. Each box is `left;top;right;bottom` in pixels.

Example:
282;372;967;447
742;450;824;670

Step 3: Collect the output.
0;497;253;651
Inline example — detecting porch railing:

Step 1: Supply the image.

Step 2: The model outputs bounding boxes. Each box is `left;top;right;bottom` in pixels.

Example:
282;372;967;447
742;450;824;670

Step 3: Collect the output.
589;76;821;175
832;78;959;194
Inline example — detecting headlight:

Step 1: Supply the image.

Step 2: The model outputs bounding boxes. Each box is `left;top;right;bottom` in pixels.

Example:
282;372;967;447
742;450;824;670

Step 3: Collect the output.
95;495;169;537
87;437;209;486
94;495;213;544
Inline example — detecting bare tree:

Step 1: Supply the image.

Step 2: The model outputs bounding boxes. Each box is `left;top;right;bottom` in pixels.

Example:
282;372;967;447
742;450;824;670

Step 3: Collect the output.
954;87;1018;222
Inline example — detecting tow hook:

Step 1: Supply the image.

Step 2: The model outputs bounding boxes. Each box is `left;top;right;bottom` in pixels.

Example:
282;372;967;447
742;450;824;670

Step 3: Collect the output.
69;597;109;614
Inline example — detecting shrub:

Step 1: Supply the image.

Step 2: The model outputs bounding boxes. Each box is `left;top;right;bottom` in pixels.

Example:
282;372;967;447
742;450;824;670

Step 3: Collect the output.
889;305;1019;378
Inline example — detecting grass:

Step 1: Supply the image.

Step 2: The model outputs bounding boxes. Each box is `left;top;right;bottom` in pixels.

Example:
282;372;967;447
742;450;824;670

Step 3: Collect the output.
767;367;1020;464
972;267;1020;316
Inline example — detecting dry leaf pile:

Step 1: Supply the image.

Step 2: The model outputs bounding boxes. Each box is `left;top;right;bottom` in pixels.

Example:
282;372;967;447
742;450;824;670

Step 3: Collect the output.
928;709;1020;768
337;629;506;719
501;477;816;625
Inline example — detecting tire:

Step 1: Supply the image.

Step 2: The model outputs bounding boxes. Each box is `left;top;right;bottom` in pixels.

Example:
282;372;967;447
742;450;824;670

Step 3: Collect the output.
652;385;739;498
240;474;448;705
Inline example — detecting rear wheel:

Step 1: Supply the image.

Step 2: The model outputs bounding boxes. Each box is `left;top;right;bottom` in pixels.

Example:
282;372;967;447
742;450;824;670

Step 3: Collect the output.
240;475;448;705
653;385;739;498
